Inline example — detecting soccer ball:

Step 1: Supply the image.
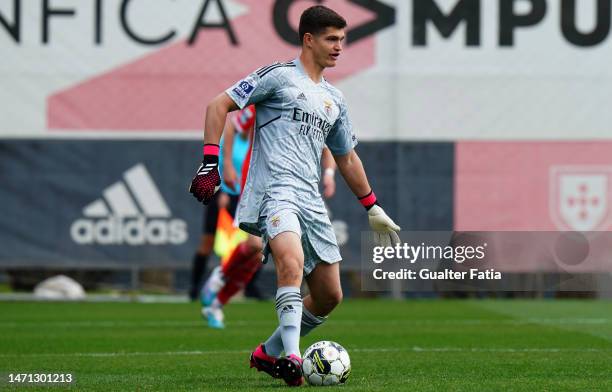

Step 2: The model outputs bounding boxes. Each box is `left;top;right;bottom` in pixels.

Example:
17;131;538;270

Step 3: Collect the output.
302;341;351;386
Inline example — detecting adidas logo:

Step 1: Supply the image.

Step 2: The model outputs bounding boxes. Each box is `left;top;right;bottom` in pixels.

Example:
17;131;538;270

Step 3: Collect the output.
70;164;188;246
197;162;217;176
297;92;307;101
281;305;296;314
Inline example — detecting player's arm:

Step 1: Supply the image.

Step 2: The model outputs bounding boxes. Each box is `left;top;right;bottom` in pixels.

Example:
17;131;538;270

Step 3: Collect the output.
190;65;276;204
189;93;238;204
326;93;400;246
321;147;336;199
334;150;400;246
333;150;369;199
204;93;239;145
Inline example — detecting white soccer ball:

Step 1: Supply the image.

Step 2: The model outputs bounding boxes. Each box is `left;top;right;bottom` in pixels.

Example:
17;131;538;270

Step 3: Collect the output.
302;341;351;386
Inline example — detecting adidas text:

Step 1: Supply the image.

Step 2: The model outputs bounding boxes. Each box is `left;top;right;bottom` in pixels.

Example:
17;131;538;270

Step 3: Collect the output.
71;217;187;245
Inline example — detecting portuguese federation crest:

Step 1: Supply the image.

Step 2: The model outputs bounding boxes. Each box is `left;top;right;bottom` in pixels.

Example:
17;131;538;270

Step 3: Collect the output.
550;166;612;231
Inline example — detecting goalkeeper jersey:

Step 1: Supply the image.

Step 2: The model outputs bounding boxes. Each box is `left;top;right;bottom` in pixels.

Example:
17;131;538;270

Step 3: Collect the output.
225;58;357;235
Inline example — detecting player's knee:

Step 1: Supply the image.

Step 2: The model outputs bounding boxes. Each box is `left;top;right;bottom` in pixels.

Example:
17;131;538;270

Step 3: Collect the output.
279;261;303;281
278;270;302;287
313;288;342;315
276;256;303;286
327;289;343;309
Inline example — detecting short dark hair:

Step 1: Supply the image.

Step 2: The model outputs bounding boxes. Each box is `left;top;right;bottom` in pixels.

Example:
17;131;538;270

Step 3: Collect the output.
299;5;347;44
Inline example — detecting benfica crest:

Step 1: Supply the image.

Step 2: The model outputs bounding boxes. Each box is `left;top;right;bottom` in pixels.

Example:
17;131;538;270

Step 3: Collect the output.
550;166;612;231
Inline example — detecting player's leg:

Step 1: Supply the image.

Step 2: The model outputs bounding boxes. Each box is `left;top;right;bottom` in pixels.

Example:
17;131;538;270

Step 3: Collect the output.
250;231;303;381
200;194;240;328
242;235;266;299
189;195;220;300
262;261;341;357
269;231;304;355
247;237;280;377
302;261;342;332
244;267;265;299
262;213;342;356
301;214;343;331
268;231;305;385
217;235;263;305
216;242;259;305
250;206;305;385
201;261;224;309
204;234;260;311
220;235;260;281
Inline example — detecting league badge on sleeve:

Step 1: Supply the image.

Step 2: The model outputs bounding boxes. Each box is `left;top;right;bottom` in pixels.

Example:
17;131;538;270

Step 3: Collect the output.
232;87;247;99
232;79;255;99
239;81;254;94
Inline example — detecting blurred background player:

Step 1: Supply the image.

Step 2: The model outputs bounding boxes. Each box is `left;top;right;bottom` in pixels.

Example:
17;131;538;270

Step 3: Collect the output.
188;105;255;300
201;148;338;328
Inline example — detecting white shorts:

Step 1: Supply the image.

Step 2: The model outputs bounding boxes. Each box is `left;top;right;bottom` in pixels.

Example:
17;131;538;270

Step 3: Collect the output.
257;197;341;275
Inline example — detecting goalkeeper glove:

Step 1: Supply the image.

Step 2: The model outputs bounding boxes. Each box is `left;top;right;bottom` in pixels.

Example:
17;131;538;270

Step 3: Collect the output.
189;144;221;205
359;191;401;247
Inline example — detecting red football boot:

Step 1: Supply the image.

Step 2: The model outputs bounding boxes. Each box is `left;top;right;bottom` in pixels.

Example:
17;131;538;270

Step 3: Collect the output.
273;354;304;387
249;344;279;379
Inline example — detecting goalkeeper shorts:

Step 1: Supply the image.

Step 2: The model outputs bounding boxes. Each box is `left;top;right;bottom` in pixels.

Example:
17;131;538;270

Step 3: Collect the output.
257;197;341;275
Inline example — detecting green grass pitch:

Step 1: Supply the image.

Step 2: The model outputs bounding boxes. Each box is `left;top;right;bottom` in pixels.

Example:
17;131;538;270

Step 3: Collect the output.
1;299;612;391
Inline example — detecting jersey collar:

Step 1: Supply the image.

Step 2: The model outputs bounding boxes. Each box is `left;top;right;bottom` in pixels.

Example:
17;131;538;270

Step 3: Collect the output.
294;58;323;85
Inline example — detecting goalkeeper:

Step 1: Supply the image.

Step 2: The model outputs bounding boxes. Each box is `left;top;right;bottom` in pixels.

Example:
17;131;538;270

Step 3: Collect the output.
189;4;400;386
201;148;338;329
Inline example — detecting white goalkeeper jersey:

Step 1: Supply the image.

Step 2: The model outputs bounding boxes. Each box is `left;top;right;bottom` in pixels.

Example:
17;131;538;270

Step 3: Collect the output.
225;58;358;235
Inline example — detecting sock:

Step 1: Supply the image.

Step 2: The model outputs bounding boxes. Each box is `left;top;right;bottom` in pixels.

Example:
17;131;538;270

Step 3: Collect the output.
217;280;240;305
264;306;326;357
201;265;225;309
202;266;225;293
211;297;222;309
190;253;209;299
275;286;302;357
300;306;327;337
218;253;262;305
264;328;284;358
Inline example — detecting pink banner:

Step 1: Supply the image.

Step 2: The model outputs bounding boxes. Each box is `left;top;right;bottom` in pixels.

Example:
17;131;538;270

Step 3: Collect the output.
47;0;375;131
455;142;612;231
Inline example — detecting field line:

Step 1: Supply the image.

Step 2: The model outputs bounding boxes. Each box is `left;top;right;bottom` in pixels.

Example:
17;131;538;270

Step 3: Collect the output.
1;347;610;358
1;318;611;328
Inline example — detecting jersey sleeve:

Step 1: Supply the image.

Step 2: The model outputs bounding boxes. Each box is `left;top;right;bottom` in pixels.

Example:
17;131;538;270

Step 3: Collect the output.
325;97;358;155
225;66;280;109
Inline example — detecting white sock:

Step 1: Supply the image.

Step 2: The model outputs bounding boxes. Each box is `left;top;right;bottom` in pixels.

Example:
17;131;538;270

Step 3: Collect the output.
274;286;302;357
264;328;284;358
205;266;225;293
264;306;326;357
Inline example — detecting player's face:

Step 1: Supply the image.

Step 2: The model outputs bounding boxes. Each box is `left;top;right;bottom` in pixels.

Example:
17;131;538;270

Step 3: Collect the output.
311;27;345;68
